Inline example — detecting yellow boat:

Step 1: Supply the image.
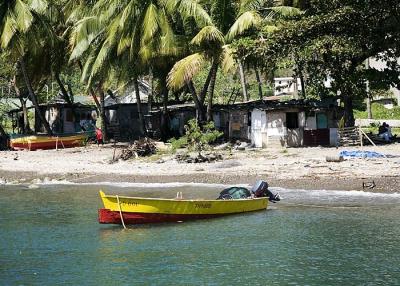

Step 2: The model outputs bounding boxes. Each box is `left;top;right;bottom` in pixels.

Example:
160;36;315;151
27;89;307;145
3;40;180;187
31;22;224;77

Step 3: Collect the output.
10;133;88;151
98;180;280;225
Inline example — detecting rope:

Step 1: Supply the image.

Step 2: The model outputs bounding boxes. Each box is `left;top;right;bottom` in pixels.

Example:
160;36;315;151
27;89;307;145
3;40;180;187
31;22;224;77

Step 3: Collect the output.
116;195;127;229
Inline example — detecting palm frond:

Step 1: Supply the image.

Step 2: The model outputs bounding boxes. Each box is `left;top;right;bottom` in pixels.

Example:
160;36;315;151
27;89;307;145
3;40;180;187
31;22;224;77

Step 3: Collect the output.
239;0;269;14
69;16;103;61
164;0;213;27
141;3;160;45
226;11;262;42
29;0;48;14
1;15;18;49
167;52;206;90
220;45;236;73
15;0;33;32
191;26;224;46
266;6;303;20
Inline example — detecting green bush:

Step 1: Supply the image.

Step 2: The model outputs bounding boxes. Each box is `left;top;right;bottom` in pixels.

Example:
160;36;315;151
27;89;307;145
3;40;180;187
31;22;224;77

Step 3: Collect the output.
168;119;223;155
354;103;400;120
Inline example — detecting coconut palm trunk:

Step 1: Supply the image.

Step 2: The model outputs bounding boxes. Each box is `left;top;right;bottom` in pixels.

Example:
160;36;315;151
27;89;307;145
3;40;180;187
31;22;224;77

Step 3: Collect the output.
148;68;153;112
187;80;205;122
12;76;30;133
18;58;53;135
199;67;213;105
254;67;263;99
160;75;169;139
19;97;30;133
238;60;248;101
0;123;6;137
207;59;219;122
99;88;108;142
133;77;146;136
77;60;101;111
55;73;73;105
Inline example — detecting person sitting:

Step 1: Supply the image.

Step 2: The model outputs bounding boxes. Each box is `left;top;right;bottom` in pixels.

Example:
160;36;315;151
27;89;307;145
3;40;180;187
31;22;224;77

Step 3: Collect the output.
378;122;394;142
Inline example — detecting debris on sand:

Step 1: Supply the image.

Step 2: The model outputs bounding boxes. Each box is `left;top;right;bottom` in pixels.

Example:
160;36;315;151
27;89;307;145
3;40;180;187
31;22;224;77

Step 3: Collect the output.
176;152;223;163
115;138;157;161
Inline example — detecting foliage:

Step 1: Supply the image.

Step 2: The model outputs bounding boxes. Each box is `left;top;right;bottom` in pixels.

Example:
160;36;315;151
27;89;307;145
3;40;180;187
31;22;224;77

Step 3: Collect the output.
354;103;400;120
237;0;400;126
169;119;223;154
1;0;400;138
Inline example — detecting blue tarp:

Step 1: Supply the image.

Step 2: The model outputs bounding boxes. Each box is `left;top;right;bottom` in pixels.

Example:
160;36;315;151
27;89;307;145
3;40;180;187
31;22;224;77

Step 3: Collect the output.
339;150;385;158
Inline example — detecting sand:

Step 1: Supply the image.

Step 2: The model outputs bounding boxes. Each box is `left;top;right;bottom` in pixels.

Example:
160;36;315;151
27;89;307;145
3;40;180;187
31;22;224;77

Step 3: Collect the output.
0;143;399;192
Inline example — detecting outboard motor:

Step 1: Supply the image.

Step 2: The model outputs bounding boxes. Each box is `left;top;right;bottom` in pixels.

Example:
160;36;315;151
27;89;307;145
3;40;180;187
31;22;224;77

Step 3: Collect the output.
251;180;281;203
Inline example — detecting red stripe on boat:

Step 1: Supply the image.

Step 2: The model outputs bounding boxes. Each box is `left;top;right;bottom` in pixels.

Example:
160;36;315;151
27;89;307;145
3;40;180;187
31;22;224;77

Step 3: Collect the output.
98;208;224;224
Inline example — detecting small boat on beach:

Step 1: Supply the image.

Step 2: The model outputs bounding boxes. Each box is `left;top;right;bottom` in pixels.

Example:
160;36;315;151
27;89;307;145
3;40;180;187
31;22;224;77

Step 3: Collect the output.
9;133;88;151
98;180;280;225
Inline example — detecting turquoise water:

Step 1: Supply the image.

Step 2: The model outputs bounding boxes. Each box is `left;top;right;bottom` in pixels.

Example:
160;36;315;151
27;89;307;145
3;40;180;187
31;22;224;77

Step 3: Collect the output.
1;184;400;285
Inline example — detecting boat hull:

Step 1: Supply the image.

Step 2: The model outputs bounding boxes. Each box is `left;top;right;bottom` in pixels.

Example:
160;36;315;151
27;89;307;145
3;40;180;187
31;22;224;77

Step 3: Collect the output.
10;134;87;151
99;208;226;224
98;191;268;225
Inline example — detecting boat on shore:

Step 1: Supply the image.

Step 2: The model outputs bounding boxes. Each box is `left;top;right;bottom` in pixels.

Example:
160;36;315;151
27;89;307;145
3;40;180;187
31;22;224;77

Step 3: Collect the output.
98;180;280;225
9;133;88;151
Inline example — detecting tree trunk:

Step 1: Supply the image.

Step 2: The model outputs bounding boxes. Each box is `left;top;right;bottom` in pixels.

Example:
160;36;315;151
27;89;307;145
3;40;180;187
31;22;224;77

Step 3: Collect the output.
99;88;108;142
160;75;169;140
55;74;73;105
199;65;214;105
366;95;372;119
89;88;101;111
13;76;30;133
77;60;101;111
238;60;248;101
148;68;153;112
365;59;372;119
19;97;30;133
133;77;146;136
207;59;219;122
187;80;205;122
343;95;355;127
298;66;306;99
19;58;53;135
0;123;6;137
254;66;263;100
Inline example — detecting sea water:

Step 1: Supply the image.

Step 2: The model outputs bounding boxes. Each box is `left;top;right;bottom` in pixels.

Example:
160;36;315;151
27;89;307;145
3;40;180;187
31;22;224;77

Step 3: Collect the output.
0;183;399;285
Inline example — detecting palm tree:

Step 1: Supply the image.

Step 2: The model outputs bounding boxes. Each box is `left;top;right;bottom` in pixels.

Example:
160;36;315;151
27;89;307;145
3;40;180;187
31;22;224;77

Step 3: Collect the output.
0;0;53;134
167;0;238;121
69;0;211;137
168;0;300;121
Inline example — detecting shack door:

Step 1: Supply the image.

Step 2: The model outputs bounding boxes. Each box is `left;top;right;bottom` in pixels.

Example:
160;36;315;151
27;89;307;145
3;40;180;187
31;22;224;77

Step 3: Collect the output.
251;109;265;147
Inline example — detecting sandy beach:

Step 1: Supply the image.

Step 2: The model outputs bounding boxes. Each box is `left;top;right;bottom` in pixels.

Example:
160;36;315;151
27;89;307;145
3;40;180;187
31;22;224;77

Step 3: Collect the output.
1;143;399;192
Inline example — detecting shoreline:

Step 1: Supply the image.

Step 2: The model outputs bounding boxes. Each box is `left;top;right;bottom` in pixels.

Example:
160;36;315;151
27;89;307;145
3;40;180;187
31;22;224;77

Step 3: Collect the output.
1;169;399;193
1;144;399;192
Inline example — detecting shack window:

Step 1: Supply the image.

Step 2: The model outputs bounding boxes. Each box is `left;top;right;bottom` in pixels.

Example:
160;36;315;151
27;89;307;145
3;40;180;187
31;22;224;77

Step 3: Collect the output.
286;112;299;129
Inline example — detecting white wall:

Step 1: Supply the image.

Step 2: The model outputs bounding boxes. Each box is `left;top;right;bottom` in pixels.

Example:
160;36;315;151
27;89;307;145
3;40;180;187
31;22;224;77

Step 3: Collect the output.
274;77;302;96
305;115;317;130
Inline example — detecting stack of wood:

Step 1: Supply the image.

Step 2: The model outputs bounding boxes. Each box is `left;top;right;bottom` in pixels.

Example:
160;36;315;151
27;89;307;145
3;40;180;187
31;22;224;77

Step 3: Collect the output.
117;137;157;160
133;137;157;156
